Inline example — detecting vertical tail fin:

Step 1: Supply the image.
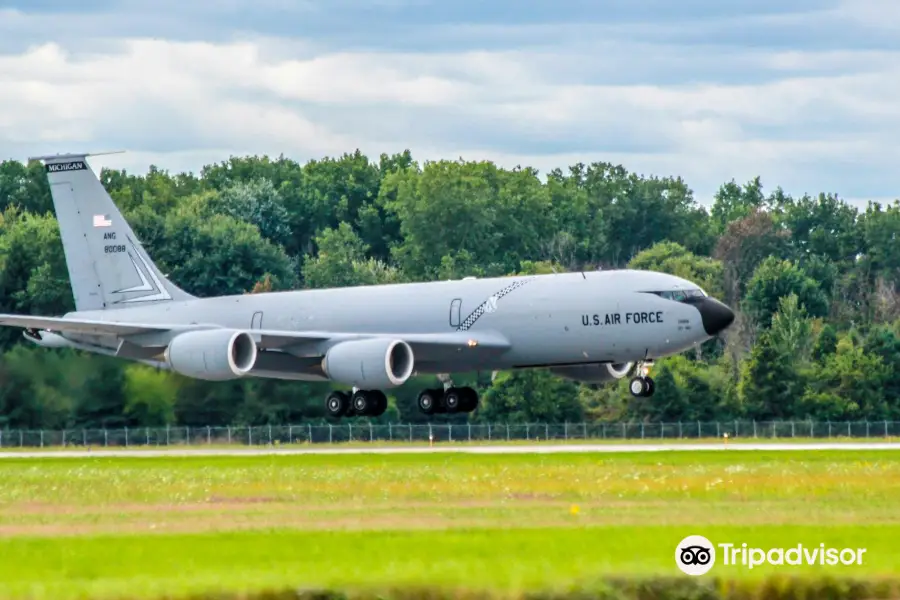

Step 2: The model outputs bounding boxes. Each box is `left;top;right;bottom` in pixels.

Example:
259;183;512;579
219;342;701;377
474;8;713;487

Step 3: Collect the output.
32;152;194;311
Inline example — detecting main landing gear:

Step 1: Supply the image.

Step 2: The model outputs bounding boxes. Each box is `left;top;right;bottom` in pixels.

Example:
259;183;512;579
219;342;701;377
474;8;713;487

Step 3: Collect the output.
417;374;480;416
628;361;655;398
325;389;388;418
325;379;478;418
324;378;481;419
416;386;479;415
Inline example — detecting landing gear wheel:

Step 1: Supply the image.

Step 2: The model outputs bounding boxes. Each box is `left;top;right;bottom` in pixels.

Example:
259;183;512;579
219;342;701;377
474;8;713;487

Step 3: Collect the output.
352;390;372;415
629;377;643;397
629;377;646;398
441;387;479;413
325;391;349;417
369;391;388;417
459;387;479;412
417;388;442;415
444;388;462;412
628;377;655;398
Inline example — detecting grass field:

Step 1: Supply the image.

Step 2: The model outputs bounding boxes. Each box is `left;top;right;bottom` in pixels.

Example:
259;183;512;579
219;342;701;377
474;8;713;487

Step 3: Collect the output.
1;449;899;599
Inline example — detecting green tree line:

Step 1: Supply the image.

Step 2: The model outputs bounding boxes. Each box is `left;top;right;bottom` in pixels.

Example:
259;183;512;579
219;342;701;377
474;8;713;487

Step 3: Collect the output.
2;151;900;428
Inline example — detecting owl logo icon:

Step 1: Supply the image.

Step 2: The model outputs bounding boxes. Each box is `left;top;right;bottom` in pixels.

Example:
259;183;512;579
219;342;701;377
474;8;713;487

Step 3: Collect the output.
676;535;716;576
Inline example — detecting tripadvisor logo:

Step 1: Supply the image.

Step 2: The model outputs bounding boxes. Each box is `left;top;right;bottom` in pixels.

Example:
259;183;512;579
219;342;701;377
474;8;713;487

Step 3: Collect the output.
675;535;868;575
676;535;715;576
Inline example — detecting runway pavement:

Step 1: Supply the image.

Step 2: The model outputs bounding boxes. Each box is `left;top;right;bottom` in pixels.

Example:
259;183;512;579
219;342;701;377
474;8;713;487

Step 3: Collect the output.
1;441;899;458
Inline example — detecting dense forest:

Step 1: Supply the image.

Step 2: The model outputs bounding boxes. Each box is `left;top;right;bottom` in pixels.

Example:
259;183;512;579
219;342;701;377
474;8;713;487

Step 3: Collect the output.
1;150;899;429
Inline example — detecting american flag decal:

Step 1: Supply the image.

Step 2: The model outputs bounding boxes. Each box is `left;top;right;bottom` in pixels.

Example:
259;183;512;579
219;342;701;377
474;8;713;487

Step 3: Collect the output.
93;214;112;227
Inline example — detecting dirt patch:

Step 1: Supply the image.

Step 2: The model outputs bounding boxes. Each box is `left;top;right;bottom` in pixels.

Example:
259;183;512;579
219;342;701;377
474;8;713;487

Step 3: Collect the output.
0;498;676;516
0;514;518;538
1;497;895;539
1;502;893;539
207;496;281;504
1;501;290;515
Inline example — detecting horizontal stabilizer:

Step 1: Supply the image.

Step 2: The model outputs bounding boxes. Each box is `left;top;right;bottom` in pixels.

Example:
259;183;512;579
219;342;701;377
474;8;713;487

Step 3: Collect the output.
27;150;126;162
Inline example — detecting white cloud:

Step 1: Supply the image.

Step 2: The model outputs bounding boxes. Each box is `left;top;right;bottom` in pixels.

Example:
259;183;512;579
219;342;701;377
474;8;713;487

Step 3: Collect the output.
1;5;900;205
835;0;900;32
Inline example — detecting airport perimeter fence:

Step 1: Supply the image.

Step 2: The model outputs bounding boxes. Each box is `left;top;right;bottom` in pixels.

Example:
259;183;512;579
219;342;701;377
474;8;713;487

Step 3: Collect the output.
1;420;900;448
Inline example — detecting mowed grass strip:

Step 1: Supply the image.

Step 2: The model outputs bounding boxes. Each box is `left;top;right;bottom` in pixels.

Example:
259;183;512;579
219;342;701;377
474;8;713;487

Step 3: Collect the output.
2;450;899;505
1;525;898;600
1;451;899;534
0;451;898;599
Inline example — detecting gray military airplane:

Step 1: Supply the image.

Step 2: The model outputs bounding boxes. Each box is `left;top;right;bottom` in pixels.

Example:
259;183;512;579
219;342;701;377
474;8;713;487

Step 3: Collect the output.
0;152;735;418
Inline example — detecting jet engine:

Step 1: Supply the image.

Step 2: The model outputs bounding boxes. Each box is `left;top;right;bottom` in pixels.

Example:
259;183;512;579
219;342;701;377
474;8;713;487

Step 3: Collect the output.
321;338;414;388
549;362;635;383
23;329;72;348
164;329;258;381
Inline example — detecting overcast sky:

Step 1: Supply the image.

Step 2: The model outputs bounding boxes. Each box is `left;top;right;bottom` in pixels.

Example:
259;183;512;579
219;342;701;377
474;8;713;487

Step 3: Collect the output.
1;0;898;206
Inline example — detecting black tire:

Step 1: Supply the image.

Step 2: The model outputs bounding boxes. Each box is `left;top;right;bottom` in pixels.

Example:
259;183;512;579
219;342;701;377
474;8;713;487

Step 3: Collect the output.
433;388;448;413
325;391;348;417
629;377;646;398
352;390;370;415
644;377;655;397
459;387;479;412
444;388;462;412
370;391;388;416
417;389;439;415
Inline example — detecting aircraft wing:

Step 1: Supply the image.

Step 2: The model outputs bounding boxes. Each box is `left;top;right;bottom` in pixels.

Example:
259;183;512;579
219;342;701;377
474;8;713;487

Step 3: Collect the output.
252;329;511;361
0;314;511;360
0;314;184;336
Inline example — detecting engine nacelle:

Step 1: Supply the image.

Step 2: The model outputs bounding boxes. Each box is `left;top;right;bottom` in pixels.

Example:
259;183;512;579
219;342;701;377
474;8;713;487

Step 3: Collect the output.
23;330;72;348
549;362;635;383
322;338;415;388
164;329;258;381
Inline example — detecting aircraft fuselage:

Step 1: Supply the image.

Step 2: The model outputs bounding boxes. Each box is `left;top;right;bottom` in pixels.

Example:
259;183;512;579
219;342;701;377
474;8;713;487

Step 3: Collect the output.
6;152;736;419
56;269;716;374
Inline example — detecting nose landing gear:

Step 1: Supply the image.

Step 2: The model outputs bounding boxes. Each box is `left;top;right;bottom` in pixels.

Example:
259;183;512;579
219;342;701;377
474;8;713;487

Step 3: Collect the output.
628;360;655;398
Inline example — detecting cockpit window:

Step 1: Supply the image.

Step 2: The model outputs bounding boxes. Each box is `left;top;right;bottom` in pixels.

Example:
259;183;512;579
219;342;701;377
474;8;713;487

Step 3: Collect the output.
645;289;705;302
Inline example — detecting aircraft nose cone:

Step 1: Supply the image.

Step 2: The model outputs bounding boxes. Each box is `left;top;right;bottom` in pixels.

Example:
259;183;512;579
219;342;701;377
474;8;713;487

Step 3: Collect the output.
697;297;735;336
